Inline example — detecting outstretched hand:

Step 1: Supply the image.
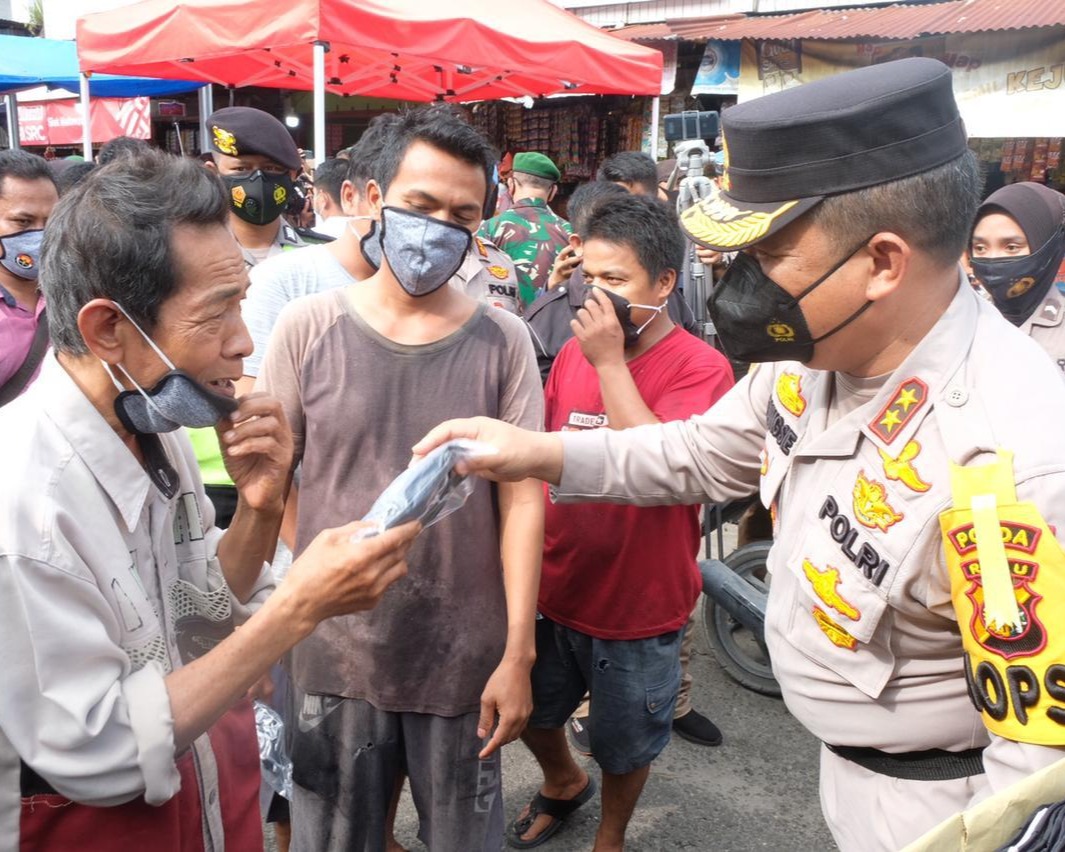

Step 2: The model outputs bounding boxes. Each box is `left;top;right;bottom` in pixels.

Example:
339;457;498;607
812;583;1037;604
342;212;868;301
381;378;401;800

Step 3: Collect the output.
412;418;564;485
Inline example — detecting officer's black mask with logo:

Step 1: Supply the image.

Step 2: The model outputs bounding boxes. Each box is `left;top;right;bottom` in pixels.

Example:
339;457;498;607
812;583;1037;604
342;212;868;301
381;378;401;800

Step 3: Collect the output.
222;170;295;226
708;237;874;364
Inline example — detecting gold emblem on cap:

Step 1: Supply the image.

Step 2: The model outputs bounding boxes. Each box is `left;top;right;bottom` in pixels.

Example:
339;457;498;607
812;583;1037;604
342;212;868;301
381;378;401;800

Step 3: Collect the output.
273;184;287;205
680;191;799;250
212;125;238;156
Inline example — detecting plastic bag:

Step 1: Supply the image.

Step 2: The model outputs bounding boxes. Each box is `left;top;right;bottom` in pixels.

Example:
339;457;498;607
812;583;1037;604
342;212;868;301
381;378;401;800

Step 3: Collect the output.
254;700;293;801
355;439;496;539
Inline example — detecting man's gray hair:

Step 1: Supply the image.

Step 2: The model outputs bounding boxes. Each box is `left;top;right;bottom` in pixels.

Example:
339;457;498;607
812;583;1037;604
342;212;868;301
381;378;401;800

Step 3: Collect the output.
42;148;229;355
808;149;983;268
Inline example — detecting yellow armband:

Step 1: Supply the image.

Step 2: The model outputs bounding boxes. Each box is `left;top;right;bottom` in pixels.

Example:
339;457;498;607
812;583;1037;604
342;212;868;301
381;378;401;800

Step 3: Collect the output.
939;451;1065;745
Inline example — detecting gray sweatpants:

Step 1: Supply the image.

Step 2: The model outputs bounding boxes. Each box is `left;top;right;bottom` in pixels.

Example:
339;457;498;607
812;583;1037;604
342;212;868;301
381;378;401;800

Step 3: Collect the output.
288;691;504;852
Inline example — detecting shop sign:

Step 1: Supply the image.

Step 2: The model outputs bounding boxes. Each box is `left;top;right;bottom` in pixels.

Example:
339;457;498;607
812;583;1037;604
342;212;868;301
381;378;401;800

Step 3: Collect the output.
738;29;1065;137
17;96;151;146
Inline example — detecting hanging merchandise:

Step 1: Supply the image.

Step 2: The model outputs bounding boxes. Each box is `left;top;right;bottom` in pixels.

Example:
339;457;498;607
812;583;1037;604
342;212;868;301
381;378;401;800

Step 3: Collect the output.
470;99;614;182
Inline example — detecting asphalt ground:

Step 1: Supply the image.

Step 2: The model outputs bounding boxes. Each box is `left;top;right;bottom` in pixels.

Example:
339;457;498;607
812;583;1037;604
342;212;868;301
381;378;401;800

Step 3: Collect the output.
390;602;837;851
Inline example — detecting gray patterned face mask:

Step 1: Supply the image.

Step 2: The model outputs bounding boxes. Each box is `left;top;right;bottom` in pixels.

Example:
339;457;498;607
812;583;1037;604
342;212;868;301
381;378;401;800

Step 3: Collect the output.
101;302;238;434
378;206;471;297
0;229;43;280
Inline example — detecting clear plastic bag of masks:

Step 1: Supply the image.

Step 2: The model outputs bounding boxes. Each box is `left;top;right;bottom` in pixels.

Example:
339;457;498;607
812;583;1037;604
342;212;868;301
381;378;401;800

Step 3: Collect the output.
353;439;497;540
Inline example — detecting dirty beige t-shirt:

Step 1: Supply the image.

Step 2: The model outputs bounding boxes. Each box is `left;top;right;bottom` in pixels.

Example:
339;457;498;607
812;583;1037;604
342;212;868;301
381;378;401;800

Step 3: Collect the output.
258;288;543;715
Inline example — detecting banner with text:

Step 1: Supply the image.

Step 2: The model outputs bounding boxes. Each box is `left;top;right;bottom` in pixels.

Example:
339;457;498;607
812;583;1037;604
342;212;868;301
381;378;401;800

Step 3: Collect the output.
18;96;151;146
738;30;1065;137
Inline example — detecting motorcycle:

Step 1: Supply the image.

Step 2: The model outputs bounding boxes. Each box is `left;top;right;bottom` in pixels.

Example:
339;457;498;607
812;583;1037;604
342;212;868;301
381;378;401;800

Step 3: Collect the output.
699;499;779;697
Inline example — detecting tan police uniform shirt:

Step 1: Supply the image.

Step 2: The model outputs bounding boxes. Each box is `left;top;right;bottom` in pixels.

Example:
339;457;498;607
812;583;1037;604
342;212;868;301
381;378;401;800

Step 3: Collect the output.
1021;289;1065;378
452;236;521;315
554;280;1065;795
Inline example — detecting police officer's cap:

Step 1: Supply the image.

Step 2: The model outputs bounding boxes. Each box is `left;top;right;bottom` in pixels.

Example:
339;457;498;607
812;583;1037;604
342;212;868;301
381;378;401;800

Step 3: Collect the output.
207;107;301;172
681;58;968;252
513;152;561;182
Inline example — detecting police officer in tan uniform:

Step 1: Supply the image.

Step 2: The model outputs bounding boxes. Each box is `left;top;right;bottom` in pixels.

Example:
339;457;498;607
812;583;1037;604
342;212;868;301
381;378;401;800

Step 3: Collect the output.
413;58;1065;851
969;181;1065;376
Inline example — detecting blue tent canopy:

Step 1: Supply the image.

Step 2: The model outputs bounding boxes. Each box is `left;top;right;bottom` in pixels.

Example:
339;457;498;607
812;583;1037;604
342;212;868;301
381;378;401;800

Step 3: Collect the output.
0;34;202;97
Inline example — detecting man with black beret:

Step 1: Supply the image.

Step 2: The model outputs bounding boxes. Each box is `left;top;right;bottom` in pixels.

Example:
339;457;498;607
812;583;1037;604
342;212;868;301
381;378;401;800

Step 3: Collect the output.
480;151;572;308
204;106;314;269
412;58;1065;850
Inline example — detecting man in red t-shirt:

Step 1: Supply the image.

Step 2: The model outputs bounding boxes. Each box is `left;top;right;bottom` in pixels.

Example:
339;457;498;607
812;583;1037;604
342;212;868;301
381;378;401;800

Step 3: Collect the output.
507;195;733;850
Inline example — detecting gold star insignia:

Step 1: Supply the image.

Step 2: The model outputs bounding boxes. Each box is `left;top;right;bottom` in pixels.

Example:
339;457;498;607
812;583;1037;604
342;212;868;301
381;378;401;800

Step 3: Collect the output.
879;409;902;433
896;387;920;412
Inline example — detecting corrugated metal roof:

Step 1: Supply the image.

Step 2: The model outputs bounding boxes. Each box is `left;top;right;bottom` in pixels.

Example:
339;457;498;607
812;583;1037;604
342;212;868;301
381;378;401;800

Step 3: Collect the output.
607;22;679;40
612;0;1065;41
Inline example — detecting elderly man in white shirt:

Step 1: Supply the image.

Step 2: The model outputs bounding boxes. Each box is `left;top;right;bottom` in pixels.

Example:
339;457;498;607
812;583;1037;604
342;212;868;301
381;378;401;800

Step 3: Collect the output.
0;149;418;852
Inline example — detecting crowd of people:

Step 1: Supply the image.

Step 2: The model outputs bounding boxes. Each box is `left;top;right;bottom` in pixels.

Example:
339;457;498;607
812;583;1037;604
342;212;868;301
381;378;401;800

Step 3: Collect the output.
1;53;1065;852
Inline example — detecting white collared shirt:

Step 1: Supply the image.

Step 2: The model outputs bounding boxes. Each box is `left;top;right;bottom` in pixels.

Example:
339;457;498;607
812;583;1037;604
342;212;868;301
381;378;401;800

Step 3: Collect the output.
0;353;272;848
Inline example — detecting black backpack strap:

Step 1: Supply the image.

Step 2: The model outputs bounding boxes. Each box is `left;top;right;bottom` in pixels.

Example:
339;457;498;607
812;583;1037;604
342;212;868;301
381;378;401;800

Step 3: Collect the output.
0;309;49;407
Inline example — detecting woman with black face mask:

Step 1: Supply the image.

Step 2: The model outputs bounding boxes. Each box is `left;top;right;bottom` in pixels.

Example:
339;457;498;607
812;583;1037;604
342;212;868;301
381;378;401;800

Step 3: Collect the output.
968;182;1065;372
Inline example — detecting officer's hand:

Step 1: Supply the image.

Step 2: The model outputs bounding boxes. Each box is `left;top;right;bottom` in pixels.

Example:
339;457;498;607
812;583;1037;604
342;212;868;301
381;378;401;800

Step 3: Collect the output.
572;288;625;368
548;244;581;290
219;393;294;515
695;246;725;267
283;520;419;630
411;418;564;485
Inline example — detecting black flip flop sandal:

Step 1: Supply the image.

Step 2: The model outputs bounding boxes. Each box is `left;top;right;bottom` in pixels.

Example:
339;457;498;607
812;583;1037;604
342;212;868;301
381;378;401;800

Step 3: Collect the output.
505;775;598;849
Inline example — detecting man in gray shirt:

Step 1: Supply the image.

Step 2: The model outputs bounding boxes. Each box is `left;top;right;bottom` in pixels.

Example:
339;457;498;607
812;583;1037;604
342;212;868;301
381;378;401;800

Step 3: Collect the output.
258;106;543;851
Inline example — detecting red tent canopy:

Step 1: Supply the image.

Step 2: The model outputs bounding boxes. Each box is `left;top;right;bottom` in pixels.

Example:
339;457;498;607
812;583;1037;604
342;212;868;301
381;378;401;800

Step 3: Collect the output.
75;0;663;101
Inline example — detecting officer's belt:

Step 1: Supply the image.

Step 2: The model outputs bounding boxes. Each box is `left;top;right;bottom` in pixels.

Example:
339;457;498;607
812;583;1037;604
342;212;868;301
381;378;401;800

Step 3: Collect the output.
826;743;985;781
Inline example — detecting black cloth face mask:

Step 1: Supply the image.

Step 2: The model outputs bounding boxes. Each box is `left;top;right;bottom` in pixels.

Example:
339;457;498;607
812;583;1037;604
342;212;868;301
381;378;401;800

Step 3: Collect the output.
222;170;294;226
591;287;667;349
970;228;1065;326
708;238;874;364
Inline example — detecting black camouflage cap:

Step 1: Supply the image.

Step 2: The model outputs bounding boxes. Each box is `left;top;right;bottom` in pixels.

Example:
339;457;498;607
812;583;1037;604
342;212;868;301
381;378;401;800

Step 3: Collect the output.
207;107;301;172
681;58;968;251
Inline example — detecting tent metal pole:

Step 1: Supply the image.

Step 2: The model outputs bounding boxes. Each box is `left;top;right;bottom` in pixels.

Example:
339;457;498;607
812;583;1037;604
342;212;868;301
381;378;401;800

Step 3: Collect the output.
313;40;326;166
198;85;213;154
5;94;18;150
79;73;92;160
649;95;660;160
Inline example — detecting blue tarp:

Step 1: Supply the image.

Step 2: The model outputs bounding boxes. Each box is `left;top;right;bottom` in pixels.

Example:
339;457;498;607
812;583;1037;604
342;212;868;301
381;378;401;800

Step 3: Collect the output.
0;35;202;97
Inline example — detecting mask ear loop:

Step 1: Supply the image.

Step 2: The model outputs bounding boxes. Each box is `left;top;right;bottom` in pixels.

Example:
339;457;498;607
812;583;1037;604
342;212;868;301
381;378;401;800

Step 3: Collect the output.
105;302;180;424
110;301;178;371
103;358;175;424
783;236;876;309
628;302;668;335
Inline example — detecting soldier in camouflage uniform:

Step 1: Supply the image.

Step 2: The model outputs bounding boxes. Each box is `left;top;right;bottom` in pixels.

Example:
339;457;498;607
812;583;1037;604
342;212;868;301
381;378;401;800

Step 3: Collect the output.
480;151;572;308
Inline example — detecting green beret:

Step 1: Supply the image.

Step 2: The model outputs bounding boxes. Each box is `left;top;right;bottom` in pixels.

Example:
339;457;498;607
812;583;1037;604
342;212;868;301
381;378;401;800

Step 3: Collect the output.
513;151;560;182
